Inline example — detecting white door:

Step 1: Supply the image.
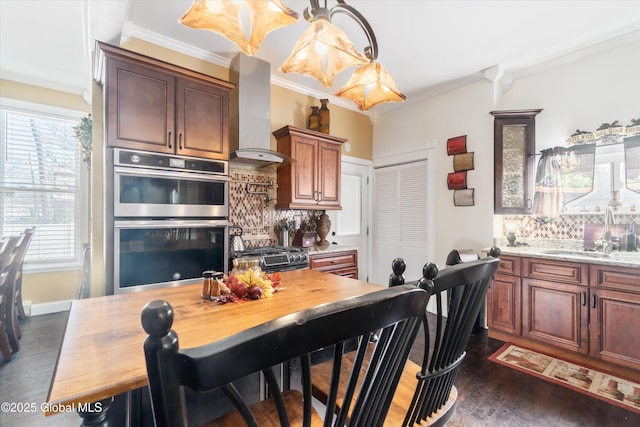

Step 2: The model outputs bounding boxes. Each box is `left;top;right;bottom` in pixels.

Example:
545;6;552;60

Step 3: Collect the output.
326;158;371;281
372;160;431;285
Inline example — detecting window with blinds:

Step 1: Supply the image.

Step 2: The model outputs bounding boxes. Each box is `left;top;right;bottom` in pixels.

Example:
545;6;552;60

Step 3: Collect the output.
0;106;82;266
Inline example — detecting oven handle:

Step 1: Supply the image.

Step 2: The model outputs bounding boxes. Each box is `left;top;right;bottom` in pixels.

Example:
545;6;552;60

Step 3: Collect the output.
114;219;229;229
114;166;230;183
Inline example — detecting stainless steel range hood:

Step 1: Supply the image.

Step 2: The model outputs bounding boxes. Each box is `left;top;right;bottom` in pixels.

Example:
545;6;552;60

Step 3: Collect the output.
229;54;289;167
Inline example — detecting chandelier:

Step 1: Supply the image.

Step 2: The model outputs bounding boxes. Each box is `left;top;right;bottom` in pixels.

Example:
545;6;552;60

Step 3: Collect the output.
179;0;406;110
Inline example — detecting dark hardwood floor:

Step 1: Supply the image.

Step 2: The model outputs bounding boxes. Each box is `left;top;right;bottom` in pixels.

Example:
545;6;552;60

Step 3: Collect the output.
1;312;639;426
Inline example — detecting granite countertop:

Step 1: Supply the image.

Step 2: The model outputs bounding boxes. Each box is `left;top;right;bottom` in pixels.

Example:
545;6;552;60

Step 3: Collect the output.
305;244;359;256
486;241;640;269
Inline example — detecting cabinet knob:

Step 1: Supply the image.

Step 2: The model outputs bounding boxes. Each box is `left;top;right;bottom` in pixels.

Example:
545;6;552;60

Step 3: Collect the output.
168;131;173;149
179;133;183;150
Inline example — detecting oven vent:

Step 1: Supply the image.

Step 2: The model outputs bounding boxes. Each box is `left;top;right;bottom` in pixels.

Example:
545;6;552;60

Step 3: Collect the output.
229;54;290;167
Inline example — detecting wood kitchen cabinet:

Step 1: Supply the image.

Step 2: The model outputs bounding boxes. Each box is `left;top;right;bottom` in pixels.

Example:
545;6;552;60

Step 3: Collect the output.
490;109;542;214
487;255;522;335
488;253;640;372
309;250;358;279
589;264;640;370
521;258;590;353
96;41;233;160
273;125;346;210
522;278;589;354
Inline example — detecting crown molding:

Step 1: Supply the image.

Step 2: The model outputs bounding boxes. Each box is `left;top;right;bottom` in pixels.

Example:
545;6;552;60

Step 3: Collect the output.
118;22;640;120
121;22;232;69
511;25;640;81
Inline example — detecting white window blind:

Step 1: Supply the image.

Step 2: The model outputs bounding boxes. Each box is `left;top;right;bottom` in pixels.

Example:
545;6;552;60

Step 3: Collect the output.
0;106;82;265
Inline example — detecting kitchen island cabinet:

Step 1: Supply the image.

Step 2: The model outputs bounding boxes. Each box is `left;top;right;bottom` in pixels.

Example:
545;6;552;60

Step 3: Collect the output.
273;125;346;210
95;41;233;160
487;250;640;376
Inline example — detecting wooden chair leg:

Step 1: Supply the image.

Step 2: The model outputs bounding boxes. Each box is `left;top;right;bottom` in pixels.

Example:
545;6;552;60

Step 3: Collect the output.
16;290;26;320
5;275;21;352
6;316;19;353
0;329;11;361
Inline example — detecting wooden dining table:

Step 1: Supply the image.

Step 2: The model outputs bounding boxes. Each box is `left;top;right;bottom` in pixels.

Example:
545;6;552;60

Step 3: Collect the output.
46;269;384;422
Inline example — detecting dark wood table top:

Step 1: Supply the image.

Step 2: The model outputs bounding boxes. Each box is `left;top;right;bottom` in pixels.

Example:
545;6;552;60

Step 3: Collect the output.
46;269;383;415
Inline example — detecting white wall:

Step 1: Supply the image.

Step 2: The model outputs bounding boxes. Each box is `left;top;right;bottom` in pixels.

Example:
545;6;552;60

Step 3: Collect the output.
373;40;640;267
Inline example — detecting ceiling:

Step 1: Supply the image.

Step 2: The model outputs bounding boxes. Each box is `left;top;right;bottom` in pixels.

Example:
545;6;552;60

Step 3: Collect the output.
2;1;640;113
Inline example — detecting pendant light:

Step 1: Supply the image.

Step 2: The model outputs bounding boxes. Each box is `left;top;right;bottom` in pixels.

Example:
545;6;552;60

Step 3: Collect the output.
179;0;299;56
280;0;405;110
336;61;406;110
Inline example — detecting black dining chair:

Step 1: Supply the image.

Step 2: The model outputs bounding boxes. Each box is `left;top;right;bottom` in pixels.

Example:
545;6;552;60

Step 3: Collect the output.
2;234;23;353
12;227;36;321
312;255;500;426
0;237;16;361
141;284;428;427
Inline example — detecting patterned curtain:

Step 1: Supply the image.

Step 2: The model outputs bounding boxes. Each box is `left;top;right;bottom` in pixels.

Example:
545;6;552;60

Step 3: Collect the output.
533;144;596;222
625;137;640;194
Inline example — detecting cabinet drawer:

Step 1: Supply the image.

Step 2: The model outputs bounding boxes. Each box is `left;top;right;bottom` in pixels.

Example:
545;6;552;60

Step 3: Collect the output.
309;250;357;272
523;258;588;286
496;255;521;276
590;264;640;293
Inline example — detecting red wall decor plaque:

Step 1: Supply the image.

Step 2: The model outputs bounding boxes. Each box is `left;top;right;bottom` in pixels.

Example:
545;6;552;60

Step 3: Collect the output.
447;171;467;190
447;135;467;155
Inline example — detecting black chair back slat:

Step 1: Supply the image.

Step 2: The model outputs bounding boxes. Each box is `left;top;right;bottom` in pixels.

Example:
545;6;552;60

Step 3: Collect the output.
142;285;428;427
221;384;257;426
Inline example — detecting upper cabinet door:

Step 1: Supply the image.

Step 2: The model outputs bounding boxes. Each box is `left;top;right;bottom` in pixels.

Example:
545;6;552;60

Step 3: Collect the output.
491;109;542;214
317;141;341;208
98;41;233;160
292;135;318;204
176;77;229;160
106;58;175;154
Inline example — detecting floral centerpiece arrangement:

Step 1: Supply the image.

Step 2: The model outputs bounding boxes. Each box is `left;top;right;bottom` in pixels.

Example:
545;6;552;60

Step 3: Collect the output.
211;271;284;303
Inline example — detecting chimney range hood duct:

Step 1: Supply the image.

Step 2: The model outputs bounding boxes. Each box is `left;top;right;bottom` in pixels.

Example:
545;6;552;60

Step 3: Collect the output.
229;54;290;167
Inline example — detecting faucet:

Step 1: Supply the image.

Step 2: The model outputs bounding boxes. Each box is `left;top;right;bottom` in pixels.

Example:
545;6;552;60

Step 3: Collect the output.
602;206;616;254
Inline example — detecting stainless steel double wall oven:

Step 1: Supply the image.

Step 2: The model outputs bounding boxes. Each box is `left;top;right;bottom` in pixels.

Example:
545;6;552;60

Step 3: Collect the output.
106;148;229;294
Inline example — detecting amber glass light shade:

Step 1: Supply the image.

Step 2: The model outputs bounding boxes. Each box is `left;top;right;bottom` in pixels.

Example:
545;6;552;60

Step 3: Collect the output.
179;0;298;56
280;19;369;87
335;61;406;110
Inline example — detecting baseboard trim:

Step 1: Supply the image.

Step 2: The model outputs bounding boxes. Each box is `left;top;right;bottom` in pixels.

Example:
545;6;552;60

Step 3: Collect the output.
30;299;73;316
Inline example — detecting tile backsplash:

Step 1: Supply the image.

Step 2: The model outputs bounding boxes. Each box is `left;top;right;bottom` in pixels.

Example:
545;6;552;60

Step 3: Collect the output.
229;165;316;248
501;213;640;242
231;164;640;249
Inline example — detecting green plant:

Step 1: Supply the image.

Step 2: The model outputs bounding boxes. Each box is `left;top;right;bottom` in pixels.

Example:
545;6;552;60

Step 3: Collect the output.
74;115;92;168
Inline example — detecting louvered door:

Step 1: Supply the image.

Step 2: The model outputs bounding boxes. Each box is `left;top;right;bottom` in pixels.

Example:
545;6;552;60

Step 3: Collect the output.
372;160;430;285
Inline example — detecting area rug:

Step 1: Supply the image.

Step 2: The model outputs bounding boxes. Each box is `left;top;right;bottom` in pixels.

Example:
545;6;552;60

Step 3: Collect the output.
489;343;640;414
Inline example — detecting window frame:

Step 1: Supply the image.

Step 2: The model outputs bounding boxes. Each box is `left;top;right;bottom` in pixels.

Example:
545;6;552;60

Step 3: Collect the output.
0;97;89;273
